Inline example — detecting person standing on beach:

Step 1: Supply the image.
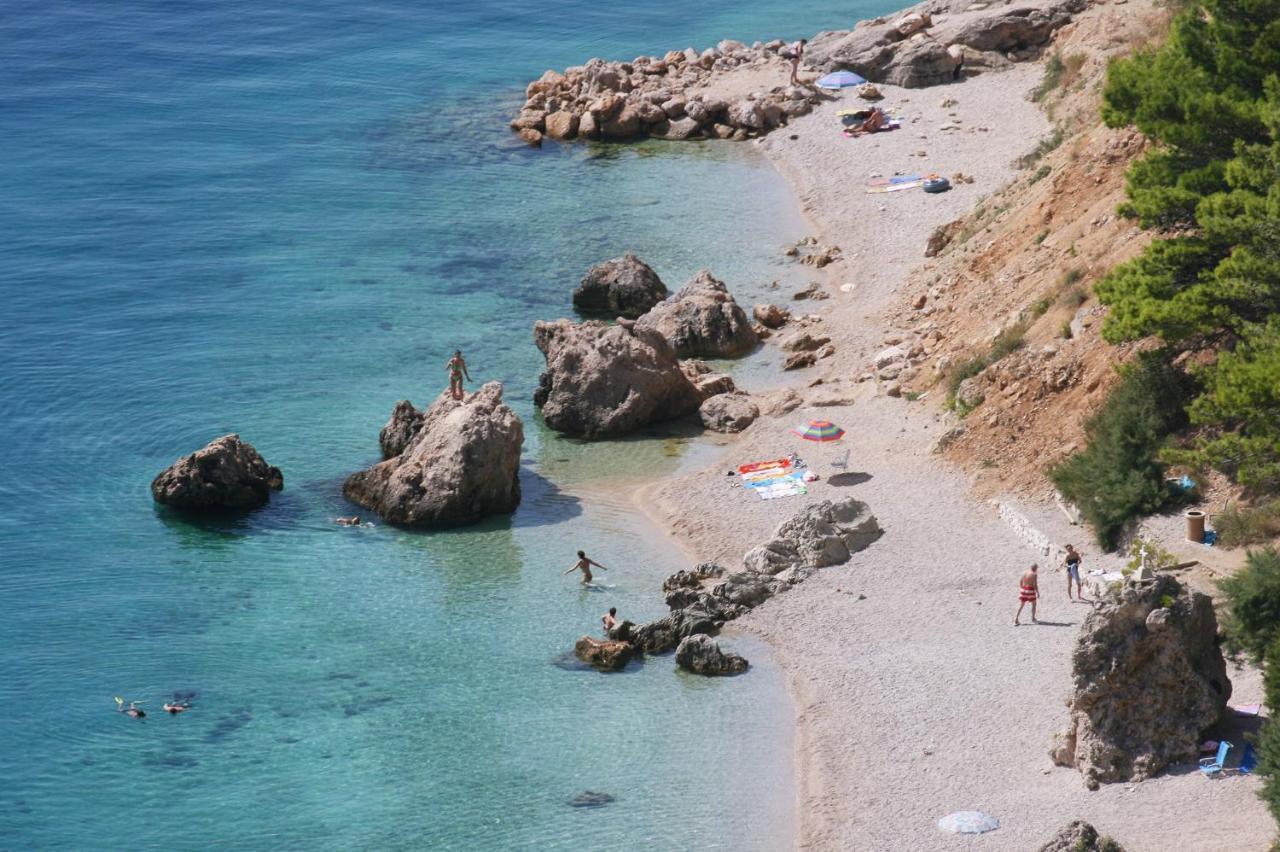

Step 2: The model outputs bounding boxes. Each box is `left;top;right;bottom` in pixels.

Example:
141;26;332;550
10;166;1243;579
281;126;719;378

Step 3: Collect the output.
563;550;607;585
446;350;471;401
1063;544;1083;601
1015;564;1039;625
788;39;806;86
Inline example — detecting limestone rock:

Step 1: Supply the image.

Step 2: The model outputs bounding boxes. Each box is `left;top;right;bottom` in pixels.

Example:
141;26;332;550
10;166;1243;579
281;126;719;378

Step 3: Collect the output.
925;219;965;257
635;270;758;358
379;400;426;459
780;331;831;352
574;636;634;671
573;253;669;319
1038;821;1125;852
675;634;749;675
662;562;726;592
630;607;721;654
743;497;883;575
710;571;781;609
544;110;579;140
783;351;817;370
343;383;523;528
1050;575;1230;789
753;303;790;328
952;3;1084;53
680;359;737;399
532;319;701;438
151;434;283;512
699;392;760;433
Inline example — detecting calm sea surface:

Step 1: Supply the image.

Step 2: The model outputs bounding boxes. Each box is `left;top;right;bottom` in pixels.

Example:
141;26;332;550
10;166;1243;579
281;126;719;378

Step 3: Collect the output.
0;0;891;847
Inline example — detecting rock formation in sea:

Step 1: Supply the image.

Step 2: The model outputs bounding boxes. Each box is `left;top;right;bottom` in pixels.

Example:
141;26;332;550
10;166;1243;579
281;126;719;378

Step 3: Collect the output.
634;270;758;358
1050;575;1230;789
574;636;634;671
151;434;283;512
379;399;426;459
343;382;523;528
532;319;702;438
675;634;749;676
573;253;669;319
1038;821;1125;852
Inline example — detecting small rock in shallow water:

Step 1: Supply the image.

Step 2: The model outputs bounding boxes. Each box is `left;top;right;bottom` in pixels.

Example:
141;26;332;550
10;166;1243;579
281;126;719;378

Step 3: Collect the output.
568;791;615;808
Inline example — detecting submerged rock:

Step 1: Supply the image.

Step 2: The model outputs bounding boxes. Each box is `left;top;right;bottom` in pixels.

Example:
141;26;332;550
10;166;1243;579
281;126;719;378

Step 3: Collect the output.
343;382;522;528
573;253;669;319
151;434;283;512
635;270;758;358
573;636;634;671
532;319;701;438
567;791;616;808
675;634;749;676
1050;575;1230;789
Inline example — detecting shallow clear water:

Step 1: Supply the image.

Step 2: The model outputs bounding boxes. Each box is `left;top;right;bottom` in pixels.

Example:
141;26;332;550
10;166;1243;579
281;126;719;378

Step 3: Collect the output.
0;0;891;847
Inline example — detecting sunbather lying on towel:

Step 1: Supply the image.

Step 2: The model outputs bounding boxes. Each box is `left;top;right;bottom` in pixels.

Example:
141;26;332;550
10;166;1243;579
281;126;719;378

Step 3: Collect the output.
846;107;887;136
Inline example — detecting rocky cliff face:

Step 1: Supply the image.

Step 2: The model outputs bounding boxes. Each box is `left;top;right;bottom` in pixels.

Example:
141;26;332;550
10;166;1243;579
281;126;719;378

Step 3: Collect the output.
532;319;702;438
1050;575;1230;789
343;383;523;528
151;434;283;512
635;270;758;358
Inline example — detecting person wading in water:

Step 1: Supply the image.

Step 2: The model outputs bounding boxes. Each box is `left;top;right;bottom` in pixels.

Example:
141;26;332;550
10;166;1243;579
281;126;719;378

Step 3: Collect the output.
563;550;608;585
446;350;471;400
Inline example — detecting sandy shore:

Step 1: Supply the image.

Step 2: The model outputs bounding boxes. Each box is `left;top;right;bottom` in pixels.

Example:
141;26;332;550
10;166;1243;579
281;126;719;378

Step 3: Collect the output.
636;23;1274;852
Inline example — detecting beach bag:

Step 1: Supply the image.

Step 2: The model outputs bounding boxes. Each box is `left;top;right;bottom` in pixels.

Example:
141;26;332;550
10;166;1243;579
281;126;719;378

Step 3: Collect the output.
923;176;951;193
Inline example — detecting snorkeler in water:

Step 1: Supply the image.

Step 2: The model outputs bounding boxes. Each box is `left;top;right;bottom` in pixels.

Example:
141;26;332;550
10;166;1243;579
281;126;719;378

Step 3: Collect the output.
114;696;146;719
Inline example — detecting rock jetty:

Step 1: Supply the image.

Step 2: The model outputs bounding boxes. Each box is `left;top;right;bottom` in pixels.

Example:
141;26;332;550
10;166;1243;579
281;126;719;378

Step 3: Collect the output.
1050;575;1230;789
343;383;523;528
151;434;283;512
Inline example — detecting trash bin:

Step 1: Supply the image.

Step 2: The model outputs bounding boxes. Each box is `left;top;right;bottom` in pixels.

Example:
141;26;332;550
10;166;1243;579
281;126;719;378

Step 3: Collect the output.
1185;509;1206;543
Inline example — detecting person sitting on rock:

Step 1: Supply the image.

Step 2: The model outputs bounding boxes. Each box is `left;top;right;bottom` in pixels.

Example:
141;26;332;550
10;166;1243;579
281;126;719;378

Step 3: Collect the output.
446;350;471;400
564;550;607;585
1015;564;1040;626
602;607;618;632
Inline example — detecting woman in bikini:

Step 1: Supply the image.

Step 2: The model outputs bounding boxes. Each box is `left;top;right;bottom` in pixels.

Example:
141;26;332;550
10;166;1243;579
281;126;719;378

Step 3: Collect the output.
446;350;471;400
1015;564;1039;626
1064;544;1083;600
564;550;607;585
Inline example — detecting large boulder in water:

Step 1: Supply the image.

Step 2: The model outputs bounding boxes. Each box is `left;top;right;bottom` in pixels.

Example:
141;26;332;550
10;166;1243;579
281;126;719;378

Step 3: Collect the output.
1050;575;1230;789
675;635;749;676
343;382;523;528
379;400;426;459
635;270;758;358
743;497;883;577
151;434;283;512
573;253;669;319
574;636;634;671
532;319;701;438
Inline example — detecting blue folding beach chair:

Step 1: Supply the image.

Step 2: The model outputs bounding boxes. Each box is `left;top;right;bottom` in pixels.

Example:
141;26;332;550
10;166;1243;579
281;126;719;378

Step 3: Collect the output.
1200;741;1232;777
1238;743;1257;775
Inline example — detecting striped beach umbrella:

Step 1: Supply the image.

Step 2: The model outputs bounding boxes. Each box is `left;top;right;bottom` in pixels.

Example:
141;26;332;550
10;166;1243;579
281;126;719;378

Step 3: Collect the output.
791;419;846;443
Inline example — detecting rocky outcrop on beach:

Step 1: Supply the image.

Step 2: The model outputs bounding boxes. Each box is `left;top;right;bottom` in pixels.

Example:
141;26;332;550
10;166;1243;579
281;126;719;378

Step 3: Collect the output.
343;383;523;528
379;400;426;459
679;359;737;401
635;270;758;358
151;434;283;512
806;0;1085;87
675;634;749;676
513;43;820;145
574;636;635;671
1050;575;1230;789
699;392;760;433
532;319;702;438
743;498;884;580
573;253;669;319
1038;822;1125;852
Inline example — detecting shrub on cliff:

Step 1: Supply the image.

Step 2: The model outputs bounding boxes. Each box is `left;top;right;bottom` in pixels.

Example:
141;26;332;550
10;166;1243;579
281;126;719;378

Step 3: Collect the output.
1220;548;1280;663
1096;0;1280;492
1049;354;1193;549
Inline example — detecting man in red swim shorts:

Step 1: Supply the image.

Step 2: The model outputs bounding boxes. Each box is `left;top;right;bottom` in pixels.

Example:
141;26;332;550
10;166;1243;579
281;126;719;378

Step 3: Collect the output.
1015;564;1039;626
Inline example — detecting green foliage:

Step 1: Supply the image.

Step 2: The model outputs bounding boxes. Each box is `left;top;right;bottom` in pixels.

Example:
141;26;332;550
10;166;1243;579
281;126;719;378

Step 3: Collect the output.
1018;127;1066;169
1030;297;1052;317
1215;500;1280;548
1031;164;1052;183
1035;53;1068;102
1097;0;1280;495
1049;354;1195;548
944;325;1027;414
1034;229;1049;245
1220;547;1280;662
990;326;1026;360
1060;320;1074;339
1124;535;1180;573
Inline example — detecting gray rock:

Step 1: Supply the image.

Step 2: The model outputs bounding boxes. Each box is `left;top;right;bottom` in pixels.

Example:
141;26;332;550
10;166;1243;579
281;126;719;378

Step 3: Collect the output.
711;572;781;609
1050;575;1230;789
952;2;1084;52
343;382;522;527
675;635;749;676
532;319;701;438
1038;821;1125;852
379;400;426;459
573;253;669;319
753;303;790;328
699;393;760;433
656;116;701;140
151;434;283;512
635;270;758;358
743;497;883;575
662;562;726;592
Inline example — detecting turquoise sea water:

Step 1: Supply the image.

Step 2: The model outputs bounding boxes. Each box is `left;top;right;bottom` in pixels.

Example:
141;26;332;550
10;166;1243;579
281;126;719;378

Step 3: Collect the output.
0;1;890;848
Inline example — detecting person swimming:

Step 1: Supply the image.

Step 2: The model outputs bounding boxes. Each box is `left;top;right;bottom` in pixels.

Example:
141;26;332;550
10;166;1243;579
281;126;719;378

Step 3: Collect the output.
563;550;608;585
602;607;618;632
335;516;361;526
115;696;146;719
163;701;190;715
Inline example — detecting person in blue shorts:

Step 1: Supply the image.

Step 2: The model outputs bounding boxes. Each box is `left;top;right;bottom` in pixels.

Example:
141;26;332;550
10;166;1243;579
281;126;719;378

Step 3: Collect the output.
1064;544;1083;600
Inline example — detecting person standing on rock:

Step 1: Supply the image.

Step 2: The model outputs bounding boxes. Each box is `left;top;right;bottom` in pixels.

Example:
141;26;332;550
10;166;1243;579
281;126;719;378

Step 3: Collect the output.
564;550;607;585
788;38;807;86
446;350;471;400
1064;544;1084;601
1015;564;1039;626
